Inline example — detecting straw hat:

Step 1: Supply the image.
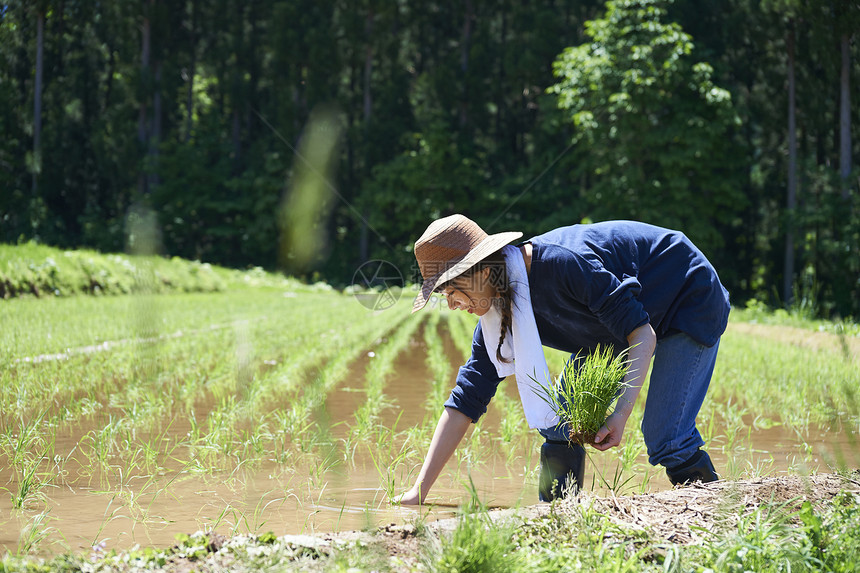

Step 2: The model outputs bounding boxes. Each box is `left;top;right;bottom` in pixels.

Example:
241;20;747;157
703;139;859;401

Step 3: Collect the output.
412;214;522;313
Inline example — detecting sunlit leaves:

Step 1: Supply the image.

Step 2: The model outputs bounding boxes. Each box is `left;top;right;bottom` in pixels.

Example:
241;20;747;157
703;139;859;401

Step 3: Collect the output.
549;0;746;255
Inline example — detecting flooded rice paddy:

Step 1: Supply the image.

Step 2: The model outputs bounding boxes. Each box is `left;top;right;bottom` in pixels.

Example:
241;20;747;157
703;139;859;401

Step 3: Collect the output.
1;291;858;556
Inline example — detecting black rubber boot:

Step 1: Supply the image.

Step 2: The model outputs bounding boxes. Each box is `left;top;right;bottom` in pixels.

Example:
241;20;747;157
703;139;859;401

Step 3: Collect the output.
539;440;586;502
666;449;719;486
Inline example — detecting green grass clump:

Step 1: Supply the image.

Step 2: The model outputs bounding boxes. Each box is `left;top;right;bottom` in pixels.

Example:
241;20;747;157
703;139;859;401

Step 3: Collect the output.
426;514;523;573
0;241;312;300
537;345;630;445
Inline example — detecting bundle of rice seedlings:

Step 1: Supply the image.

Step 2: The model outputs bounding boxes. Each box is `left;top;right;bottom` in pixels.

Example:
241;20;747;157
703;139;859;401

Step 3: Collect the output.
536;344;632;446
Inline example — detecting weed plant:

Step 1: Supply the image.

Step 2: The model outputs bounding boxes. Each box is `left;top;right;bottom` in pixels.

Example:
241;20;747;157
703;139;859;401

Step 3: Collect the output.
425;511;523;573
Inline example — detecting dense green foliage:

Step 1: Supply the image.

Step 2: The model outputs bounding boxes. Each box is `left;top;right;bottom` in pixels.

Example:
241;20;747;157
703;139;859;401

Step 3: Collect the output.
0;0;857;316
550;0;746;253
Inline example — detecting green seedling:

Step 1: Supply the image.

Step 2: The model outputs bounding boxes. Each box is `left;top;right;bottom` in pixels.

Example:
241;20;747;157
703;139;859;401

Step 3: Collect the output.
535;345;632;445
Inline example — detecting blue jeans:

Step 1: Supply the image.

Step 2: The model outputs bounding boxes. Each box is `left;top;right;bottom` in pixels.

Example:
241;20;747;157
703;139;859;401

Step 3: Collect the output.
539;333;720;469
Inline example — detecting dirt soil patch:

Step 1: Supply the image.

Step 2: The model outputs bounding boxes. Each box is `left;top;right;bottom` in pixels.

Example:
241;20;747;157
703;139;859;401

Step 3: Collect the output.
406;473;859;546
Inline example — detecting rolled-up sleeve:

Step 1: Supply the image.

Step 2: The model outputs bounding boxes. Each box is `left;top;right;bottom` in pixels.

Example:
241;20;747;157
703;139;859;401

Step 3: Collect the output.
443;321;505;422
567;256;650;342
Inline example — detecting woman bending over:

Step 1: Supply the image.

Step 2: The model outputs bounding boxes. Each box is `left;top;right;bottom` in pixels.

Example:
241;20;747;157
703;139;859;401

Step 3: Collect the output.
398;214;729;504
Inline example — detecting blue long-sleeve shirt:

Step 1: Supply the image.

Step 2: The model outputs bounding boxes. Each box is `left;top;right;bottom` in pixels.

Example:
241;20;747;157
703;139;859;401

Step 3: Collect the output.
443;221;731;422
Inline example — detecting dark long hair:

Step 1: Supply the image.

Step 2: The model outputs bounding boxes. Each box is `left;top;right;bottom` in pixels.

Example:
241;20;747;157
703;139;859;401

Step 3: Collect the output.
439;249;514;364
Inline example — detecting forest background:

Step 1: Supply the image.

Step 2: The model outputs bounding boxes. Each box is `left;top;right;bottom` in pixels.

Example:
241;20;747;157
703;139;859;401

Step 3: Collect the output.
1;0;858;318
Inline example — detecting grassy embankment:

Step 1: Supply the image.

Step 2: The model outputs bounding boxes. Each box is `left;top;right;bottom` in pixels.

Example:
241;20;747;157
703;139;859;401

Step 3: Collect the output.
0;243;859;571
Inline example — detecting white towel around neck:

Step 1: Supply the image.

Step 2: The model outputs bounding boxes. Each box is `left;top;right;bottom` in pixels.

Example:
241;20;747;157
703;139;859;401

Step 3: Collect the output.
480;244;560;429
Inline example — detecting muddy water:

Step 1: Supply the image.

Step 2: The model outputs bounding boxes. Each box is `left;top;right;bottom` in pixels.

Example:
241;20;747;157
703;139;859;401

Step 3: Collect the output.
2;326;859;556
4;420;853;556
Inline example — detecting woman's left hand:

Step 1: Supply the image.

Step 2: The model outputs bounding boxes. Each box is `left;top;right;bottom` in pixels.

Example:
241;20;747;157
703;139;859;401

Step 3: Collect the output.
592;411;628;451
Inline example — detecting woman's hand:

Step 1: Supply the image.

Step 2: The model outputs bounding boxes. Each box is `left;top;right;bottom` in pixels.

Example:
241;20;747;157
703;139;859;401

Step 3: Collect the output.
591;323;656;452
393;487;424;506
391;407;471;507
592;411;628;451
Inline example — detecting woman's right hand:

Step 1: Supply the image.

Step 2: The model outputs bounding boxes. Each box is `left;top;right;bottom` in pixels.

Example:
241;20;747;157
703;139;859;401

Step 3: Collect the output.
393;487;424;506
390;407;472;508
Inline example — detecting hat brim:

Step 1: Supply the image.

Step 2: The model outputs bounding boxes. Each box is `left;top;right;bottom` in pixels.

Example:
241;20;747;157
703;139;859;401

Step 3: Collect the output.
411;231;523;313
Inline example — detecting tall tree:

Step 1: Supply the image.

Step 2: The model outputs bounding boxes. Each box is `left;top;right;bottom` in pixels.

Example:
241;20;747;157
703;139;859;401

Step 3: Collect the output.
549;0;745;256
785;16;798;306
835;0;858;199
183;0;198;142
762;0;803;306
32;2;45;197
138;0;153;198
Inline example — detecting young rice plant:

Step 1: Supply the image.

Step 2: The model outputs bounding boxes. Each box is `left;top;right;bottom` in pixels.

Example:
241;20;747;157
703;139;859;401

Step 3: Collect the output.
536;345;631;446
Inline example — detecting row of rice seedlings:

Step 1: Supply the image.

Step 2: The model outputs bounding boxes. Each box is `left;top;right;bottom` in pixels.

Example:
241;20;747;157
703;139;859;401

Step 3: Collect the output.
430;311;531;496
443;309;476;361
175;300;413;478
0;410;60;510
713;323;860;430
260;307;415;506
124;294;362;416
1;288;317;358
24;292;353;443
185;300;374;465
279;303;412;453
422;312;450;414
0;291;410;551
73;339;253;488
348;312;426;447
1;293;375;532
71;301;406;541
349;315;429;502
697;397;823;482
245;307;402;421
296;306;410;440
491;380;531;460
0;293;287;424
2;290;353;435
698;320;860;479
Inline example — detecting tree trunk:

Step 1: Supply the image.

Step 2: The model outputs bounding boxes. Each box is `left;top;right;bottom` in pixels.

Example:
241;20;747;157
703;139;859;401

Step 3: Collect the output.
231;0;244;171
839;32;851;199
363;11;374;127
497;0;506;139
246;0;259;142
459;0;473;129
149;59;162;192
184;0;197;142
103;43;116;114
138;1;152;197
784;21;797;306
360;9;374;263
232;109;241;168
54;0;65;77
32;9;44;194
